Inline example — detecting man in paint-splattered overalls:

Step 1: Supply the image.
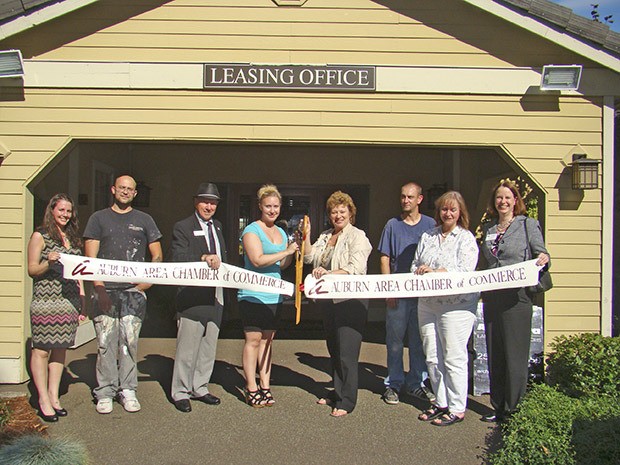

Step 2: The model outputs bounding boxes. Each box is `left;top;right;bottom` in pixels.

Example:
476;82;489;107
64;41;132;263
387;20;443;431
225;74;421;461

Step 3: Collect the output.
84;175;162;414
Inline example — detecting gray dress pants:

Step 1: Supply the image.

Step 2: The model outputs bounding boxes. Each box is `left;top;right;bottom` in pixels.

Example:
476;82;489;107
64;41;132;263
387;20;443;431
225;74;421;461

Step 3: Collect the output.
171;305;223;401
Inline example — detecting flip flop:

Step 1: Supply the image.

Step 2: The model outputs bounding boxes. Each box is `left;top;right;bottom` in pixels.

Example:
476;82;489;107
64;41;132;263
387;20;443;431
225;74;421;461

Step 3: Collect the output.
330;408;348;417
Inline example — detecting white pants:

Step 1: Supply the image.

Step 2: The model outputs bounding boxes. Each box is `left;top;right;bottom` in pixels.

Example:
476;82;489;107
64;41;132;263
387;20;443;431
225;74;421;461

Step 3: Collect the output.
419;304;475;414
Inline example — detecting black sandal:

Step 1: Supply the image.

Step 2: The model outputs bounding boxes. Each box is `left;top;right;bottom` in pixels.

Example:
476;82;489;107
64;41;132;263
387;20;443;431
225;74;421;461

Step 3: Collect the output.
259;386;275;407
244;388;265;408
431;412;464;427
418;405;449;422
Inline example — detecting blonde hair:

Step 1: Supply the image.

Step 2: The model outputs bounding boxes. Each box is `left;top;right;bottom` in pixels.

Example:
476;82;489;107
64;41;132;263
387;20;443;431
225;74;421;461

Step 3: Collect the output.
326;191;357;225
434;191;470;229
257;184;282;204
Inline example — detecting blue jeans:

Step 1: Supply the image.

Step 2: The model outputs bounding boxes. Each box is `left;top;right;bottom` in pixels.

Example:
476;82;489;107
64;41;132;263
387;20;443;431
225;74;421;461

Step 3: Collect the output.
385;298;427;391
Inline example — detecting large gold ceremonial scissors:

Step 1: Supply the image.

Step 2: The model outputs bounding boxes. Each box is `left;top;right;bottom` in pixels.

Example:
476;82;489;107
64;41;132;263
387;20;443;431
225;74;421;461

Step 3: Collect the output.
294;215;308;325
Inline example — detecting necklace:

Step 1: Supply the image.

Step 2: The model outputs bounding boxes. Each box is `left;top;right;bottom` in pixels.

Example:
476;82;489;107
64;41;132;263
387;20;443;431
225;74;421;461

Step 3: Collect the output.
497;217;514;232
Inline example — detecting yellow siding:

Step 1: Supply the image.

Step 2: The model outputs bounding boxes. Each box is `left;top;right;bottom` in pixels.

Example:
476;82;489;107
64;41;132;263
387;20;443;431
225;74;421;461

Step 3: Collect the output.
2;0;594;67
0;296;23;309
548;215;601;230
0;195;23;209
546;302;600;316
0;311;22;327
547;317;601;332
552;231;600;244
0;281;25;297
0;327;22;343
0;342;22;358
0;252;22;266
0;0;612;380
549;258;599;272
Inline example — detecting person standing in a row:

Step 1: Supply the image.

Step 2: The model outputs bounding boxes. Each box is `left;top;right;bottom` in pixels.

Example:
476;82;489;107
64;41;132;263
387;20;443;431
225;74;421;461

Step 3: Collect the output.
378;182;435;405
170;182;227;413
27;193;85;422
84;175;162;414
305;191;372;417
238;184;298;407
480;180;550;423
413;191;479;427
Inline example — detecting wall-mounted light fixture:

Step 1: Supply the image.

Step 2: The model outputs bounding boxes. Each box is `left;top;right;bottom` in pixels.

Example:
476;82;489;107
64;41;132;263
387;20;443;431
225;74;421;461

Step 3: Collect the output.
570;154;600;189
0;50;24;78
540;64;582;91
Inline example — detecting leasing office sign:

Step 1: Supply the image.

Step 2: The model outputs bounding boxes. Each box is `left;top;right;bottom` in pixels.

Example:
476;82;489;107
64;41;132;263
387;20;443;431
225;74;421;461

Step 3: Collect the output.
204;64;375;91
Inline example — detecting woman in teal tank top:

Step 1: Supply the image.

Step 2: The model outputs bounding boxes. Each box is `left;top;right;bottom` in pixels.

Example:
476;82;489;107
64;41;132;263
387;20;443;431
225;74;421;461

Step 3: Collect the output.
238;184;298;407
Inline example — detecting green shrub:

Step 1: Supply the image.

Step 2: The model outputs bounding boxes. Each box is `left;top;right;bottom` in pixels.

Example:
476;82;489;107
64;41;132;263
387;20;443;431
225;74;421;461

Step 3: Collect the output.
0;435;89;465
490;383;576;465
571;396;620;465
546;333;620;398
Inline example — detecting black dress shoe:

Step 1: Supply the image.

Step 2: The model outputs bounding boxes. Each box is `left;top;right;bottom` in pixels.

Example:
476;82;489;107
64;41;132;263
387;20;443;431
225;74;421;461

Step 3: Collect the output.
38;409;59;422
174;399;192;413
192;393;221;405
481;413;505;423
54;407;68;417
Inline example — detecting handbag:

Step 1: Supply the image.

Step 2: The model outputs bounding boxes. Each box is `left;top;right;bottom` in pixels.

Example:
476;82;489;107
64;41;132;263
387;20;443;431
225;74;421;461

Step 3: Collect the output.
69;318;96;349
523;218;553;294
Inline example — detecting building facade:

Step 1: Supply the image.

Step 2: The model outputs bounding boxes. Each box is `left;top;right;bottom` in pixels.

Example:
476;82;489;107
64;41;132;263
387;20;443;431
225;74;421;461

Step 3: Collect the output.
1;0;619;382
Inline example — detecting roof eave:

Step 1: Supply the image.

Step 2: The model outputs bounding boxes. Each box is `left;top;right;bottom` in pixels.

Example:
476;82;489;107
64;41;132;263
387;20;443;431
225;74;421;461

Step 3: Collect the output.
464;0;620;74
0;0;98;41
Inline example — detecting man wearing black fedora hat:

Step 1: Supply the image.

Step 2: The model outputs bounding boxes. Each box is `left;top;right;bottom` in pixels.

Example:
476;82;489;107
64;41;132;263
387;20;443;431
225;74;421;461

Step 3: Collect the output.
170;182;227;412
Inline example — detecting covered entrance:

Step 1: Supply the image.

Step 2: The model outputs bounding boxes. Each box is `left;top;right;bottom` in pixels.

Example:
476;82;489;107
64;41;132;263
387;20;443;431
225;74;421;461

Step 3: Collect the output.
28;140;542;337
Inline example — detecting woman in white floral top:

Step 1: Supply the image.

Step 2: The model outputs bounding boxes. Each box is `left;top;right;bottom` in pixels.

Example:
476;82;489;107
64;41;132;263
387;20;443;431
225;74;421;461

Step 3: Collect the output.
411;191;479;427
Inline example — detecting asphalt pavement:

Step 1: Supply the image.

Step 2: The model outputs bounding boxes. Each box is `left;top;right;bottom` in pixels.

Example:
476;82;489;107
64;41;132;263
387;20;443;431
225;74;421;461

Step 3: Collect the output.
1;335;500;465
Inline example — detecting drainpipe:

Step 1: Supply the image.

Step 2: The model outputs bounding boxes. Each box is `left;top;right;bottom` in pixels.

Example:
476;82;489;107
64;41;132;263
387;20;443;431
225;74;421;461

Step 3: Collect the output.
601;96;614;337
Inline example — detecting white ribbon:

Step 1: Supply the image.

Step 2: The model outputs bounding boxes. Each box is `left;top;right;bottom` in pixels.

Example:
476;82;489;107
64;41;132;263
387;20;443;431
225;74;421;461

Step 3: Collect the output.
59;254;294;296
304;259;542;300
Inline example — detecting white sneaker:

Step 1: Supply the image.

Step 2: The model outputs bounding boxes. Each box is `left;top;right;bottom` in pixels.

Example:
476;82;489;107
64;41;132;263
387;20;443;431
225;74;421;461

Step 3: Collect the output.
118;389;141;413
96;398;113;414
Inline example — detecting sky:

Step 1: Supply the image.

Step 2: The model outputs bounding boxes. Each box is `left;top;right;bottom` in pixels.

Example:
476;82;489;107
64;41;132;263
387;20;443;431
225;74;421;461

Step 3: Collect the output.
553;0;620;32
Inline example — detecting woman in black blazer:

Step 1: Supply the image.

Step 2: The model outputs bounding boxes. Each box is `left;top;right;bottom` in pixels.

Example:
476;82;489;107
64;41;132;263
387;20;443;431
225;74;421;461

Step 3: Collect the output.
480;180;550;423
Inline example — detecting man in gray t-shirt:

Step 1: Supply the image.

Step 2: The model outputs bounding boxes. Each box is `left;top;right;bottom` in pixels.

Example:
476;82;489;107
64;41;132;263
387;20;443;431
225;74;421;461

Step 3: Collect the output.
84;175;162;414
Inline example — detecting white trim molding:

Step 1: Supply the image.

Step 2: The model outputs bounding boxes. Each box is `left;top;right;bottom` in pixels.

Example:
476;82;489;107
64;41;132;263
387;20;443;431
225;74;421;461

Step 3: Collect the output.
601;95;615;336
20;60;620;96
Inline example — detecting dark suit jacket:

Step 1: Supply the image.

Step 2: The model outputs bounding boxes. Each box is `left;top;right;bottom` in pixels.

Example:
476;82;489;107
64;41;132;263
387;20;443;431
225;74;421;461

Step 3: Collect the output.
171;214;228;311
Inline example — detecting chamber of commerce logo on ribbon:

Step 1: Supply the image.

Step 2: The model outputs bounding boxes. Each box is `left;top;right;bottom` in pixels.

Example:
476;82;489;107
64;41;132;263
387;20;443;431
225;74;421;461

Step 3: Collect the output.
304;259;542;300
60;254;294;296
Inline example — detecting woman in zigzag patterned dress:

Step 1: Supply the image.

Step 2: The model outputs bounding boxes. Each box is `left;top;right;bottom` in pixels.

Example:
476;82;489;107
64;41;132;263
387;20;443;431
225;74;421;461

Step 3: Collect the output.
27;193;85;422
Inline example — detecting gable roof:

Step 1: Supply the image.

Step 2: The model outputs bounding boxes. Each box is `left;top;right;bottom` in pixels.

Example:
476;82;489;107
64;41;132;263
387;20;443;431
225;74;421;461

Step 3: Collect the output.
1;0;619;64
496;0;619;55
